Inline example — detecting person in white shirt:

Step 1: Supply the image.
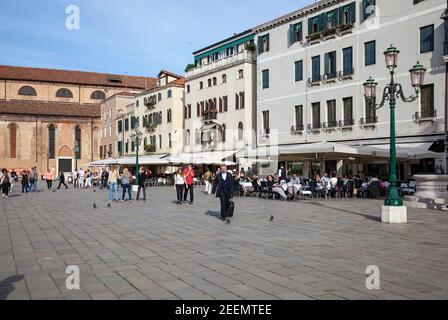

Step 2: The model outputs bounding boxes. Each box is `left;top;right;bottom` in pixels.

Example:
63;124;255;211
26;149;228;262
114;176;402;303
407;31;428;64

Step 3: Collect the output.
78;168;85;189
173;168;185;204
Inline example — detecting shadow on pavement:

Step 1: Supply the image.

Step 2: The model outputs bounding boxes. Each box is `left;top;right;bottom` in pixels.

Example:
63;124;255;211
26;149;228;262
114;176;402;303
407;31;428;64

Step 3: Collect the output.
205;210;224;221
0;275;24;300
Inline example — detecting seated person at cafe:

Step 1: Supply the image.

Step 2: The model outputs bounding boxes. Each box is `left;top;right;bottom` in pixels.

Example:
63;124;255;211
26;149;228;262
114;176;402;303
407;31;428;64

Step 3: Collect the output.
267;175;288;200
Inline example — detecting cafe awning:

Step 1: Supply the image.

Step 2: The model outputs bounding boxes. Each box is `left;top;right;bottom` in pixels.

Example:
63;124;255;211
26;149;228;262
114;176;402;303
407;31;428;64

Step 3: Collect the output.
168;150;237;165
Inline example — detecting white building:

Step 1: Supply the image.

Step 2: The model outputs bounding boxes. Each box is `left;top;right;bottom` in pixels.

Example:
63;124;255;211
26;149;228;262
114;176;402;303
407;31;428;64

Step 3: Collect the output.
253;0;445;178
183;30;257;169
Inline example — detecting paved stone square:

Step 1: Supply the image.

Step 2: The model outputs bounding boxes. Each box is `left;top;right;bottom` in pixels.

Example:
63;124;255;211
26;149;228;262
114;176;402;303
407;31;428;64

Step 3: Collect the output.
1;183;448;300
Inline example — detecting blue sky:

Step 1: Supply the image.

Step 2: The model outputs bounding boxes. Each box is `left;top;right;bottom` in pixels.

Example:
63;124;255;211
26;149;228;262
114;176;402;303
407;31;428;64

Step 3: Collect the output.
0;0;313;77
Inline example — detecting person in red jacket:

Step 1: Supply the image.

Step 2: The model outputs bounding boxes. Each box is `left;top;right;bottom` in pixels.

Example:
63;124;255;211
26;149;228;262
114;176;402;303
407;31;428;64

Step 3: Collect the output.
183;163;195;204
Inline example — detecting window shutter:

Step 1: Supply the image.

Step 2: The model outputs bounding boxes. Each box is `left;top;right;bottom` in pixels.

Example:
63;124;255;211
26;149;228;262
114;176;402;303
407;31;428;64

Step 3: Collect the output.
350;2;356;23
334;7;340;25
289;24;294;45
324;53;329;75
257;36;262;54
320;12;326;31
308;18;312;34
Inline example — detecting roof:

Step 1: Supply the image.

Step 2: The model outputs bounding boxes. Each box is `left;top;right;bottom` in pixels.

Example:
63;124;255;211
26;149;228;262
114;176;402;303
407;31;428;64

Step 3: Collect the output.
192;29;254;56
158;70;183;79
0;99;100;118
0;65;158;89
136;77;185;97
254;0;342;33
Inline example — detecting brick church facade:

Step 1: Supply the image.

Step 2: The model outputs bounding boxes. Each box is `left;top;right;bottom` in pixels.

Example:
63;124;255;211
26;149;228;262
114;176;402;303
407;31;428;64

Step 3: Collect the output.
0;65;156;175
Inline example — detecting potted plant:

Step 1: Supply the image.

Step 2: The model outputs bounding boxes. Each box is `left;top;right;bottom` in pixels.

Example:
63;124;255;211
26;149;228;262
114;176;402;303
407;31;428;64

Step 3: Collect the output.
244;42;256;52
185;64;195;72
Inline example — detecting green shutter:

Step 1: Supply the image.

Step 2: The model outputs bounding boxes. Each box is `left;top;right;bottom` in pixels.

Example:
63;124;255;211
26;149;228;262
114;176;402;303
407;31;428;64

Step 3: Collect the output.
289;24;294;45
308;18;313;34
324;53;329;75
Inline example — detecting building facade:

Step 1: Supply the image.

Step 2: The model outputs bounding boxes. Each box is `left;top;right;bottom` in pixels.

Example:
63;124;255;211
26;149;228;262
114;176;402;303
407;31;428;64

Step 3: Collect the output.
0;65;155;175
183;30;257;167
254;0;445;177
114;71;185;170
99;92;137;159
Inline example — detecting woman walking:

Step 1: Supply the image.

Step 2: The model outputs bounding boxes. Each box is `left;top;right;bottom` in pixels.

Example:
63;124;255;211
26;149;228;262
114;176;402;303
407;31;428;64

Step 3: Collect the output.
120;168;132;202
57;171;69;189
174;168;185;204
1;169;11;198
108;166;119;204
44;168;54;190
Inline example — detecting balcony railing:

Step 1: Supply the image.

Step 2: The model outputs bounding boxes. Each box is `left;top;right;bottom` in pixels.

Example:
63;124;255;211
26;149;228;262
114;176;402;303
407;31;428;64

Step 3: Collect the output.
291;125;304;133
144;145;156;153
186;51;256;78
339;119;354;127
308;75;322;85
360;116;378;125
323;120;338;128
202;110;218;121
415;109;437;123
310;122;322;130
340;68;355;78
324;73;338;81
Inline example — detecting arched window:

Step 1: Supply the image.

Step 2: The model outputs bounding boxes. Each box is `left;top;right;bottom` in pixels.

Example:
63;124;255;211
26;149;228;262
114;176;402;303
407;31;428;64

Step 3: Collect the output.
144;137;148;146
199;82;203;90
167;109;172;123
238;122;244;140
48;124;56;159
75;126;81;159
208;79;212;87
167;90;172;98
18;86;37;96
159;135;162;149
221;124;226;143
212;77;217;86
90;90;106;100
9;123;17;158
158;92;162;101
222;74;227;84
169;133;172;148
56;88;73;98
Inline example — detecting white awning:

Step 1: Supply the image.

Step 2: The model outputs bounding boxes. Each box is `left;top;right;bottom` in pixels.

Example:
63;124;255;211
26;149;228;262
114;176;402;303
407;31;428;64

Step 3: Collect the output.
89;158;119;166
360;143;442;160
168;150;237;165
280;141;358;155
117;154;169;165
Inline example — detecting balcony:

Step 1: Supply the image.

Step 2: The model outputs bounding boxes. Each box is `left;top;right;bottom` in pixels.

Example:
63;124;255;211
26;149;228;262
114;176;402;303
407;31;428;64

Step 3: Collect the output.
339;119;354;128
323;121;338;130
202;110;218;122
307;123;322;132
308;75;322;86
144;145;156;153
291;125;304;134
339;68;355;80
258;129;271;145
360;116;378;127
306;23;354;44
323;72;338;83
186;50;256;78
415;110;437;124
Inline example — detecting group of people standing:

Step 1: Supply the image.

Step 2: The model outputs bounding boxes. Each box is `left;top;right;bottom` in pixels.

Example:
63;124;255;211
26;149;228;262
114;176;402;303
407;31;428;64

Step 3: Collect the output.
107;166;152;205
173;164;196;205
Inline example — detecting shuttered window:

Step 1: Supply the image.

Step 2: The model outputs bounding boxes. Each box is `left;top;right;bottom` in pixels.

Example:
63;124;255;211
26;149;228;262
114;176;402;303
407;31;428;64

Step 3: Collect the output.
311;56;320;82
364;40;376;66
262;111;270;134
421;84;434;117
342;47;353;75
365;97;376;123
289;22;303;44
295;60;303;82
312;103;321;129
262;69;270;89
295;105;303;130
258;34;270;54
324;51;337;78
343;97;353;125
420;25;434;53
327;100;336;127
362;0;376;20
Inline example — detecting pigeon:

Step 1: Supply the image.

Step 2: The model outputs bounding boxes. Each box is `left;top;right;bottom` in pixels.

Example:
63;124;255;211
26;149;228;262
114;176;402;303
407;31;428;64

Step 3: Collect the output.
93;189;96;192
269;215;274;222
107;203;111;208
53;190;57;193
93;203;97;209
225;217;231;224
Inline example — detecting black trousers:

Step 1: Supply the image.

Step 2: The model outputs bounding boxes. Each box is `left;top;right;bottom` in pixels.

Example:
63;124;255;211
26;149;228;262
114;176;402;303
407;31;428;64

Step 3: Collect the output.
137;185;146;200
57;181;68;189
46;180;52;189
2;183;10;196
220;190;231;218
184;184;194;203
176;184;184;202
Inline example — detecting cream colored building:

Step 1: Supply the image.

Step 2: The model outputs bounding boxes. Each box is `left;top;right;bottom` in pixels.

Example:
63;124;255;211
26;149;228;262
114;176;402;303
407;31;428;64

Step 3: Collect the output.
114;71;185;170
183;30;257;167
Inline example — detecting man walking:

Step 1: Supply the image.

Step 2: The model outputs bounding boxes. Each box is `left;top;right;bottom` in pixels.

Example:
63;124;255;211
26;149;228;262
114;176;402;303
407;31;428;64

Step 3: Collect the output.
183;163;195;204
57;171;69;189
203;167;212;195
29;166;38;192
136;167;147;201
216;164;234;222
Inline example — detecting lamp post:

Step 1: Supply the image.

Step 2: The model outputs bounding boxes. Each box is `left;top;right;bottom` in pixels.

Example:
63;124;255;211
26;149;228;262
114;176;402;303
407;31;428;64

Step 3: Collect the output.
363;45;426;223
73;141;80;171
130;128;143;186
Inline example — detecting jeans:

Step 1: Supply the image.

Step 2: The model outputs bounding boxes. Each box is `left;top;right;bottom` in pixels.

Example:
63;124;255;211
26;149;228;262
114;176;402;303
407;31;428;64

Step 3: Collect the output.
108;182;118;202
22;184;29;193
122;183;132;201
31;180;38;192
184;184;194;203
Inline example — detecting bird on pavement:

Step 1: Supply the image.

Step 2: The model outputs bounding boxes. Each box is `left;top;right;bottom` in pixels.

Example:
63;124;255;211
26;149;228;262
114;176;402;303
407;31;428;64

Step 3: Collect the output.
93;203;97;209
225;217;231;224
269;215;274;222
107;203;111;208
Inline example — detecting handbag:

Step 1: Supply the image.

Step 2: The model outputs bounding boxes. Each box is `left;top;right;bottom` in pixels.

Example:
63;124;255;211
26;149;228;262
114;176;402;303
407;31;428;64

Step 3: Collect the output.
227;200;234;217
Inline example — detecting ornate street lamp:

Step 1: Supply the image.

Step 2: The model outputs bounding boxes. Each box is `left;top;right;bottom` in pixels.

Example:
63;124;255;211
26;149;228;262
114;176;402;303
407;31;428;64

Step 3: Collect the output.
130;128;143;186
364;45;426;223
